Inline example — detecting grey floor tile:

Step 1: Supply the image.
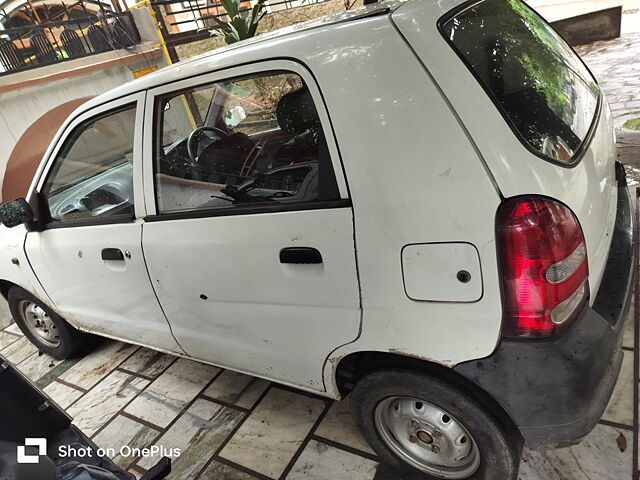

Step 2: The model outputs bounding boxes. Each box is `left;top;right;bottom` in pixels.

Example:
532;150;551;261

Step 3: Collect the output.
203;370;270;409
120;348;176;379
287;440;378;480
124;358;220;428
36;358;82;389
602;350;634;426
43;380;84;410
4;323;23;336
2;336;38;364
315;396;375;455
16;351;62;383
200;461;259;480
58;341;138;390
0;301;11;330
93;415;159;469
220;388;326;479
0;331;20;350
137;398;244;478
68;370;150;437
518;424;632;479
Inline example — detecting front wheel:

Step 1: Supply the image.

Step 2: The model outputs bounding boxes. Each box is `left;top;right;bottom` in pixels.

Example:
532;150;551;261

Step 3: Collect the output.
351;370;522;480
8;286;96;359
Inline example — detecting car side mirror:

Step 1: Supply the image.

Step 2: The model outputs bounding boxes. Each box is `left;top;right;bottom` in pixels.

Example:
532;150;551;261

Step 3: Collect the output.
0;198;34;228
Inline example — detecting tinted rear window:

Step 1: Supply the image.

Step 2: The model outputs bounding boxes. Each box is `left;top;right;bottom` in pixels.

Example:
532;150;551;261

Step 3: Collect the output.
441;0;599;163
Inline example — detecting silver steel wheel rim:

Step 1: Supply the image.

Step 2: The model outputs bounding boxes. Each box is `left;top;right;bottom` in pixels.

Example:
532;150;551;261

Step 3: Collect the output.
18;300;60;348
374;396;481;479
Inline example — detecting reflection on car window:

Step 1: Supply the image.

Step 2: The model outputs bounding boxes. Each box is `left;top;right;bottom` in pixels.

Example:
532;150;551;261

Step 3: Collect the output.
442;0;599;163
42;105;136;223
154;71;339;214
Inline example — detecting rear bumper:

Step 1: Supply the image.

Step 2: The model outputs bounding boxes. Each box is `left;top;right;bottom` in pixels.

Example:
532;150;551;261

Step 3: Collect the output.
455;163;635;450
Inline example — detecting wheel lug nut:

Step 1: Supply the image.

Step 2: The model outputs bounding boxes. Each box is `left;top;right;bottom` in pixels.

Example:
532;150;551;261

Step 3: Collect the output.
409;435;418;443
431;445;440;454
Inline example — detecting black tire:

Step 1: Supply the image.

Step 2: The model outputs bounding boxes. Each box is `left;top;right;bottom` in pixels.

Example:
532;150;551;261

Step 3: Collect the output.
351;369;522;480
8;286;96;359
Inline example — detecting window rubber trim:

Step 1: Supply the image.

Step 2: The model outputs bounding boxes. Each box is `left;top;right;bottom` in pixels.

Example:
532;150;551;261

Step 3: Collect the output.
436;0;603;169
144;199;351;223
42;213;135;230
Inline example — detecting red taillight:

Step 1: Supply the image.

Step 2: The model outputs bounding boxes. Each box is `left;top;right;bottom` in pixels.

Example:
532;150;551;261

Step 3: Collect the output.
497;196;589;338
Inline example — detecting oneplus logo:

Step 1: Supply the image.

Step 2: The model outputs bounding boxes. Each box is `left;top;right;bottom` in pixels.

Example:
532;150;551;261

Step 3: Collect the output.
17;438;47;464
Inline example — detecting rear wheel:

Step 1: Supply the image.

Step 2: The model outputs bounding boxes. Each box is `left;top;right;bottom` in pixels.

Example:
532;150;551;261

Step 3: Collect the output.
351;370;521;480
8;286;96;359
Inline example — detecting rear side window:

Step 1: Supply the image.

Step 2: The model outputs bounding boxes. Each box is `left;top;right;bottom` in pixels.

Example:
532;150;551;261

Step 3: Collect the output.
441;0;599;164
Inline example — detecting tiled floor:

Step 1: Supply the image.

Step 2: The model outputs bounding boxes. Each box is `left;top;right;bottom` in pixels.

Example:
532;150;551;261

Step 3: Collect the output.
0;298;635;480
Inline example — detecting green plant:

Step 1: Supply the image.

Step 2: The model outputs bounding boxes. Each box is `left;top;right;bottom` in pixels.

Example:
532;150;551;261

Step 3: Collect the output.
203;0;267;45
623;118;640;131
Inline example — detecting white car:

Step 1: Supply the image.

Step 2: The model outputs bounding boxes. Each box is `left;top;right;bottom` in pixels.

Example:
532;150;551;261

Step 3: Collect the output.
0;0;634;479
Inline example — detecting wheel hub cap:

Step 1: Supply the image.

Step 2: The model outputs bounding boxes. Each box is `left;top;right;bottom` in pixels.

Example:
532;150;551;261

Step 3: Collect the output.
374;396;481;479
19;300;60;348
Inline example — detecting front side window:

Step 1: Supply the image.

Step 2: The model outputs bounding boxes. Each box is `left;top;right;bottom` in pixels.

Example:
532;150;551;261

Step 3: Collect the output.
441;0;599;163
155;70;339;214
42;105;136;223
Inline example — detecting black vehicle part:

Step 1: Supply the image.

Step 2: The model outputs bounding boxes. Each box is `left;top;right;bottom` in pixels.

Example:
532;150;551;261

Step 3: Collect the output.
0;355;170;480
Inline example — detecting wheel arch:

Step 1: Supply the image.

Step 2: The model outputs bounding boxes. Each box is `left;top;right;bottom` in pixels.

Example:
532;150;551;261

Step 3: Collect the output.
334;350;522;442
0;279;18;301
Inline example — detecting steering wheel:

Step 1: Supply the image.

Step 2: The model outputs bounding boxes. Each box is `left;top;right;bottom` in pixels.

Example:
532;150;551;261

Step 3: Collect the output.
187;126;229;164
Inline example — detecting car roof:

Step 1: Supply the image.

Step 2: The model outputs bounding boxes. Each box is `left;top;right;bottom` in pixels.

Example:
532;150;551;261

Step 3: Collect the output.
79;1;405;114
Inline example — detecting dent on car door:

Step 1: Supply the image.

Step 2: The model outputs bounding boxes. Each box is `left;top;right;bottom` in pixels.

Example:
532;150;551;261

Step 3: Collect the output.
142;65;361;391
24;95;184;353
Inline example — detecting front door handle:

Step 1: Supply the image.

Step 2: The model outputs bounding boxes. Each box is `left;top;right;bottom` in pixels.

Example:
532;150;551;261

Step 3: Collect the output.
279;247;323;264
101;248;124;261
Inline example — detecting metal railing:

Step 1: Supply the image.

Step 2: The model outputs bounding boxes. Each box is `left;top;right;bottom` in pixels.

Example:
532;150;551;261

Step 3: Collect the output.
0;10;141;75
155;0;332;36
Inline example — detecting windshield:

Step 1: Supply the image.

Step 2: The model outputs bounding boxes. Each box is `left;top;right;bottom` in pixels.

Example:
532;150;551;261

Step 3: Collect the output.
441;0;599;163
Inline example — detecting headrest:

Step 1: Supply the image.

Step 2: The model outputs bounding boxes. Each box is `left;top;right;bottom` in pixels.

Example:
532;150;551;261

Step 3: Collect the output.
276;87;320;136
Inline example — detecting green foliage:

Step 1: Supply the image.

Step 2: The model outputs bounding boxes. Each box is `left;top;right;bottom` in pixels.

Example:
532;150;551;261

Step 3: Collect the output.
204;0;267;45
623;118;640;131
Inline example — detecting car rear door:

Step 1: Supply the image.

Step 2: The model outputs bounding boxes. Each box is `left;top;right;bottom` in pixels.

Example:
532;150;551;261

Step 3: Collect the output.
24;93;184;354
140;61;361;391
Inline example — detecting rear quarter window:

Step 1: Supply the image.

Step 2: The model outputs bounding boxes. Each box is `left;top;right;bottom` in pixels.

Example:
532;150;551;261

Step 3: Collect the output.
440;0;600;164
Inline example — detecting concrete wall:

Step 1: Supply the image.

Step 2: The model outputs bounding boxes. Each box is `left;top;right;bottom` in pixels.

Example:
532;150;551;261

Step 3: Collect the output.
0;6;168;203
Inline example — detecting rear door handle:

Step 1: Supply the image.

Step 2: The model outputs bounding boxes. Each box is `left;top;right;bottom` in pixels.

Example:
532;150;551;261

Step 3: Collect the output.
101;248;124;261
279;247;323;264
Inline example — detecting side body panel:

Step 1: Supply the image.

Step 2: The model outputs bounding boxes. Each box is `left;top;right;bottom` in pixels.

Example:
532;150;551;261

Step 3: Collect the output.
0;225;51;305
286;16;504;386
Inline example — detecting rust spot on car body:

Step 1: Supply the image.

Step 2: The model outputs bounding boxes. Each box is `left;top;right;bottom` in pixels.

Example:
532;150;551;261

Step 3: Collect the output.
389;349;454;368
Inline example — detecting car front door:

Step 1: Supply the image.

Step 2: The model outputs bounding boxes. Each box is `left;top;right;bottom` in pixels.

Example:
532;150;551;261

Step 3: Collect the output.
24;93;184;354
141;62;361;390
